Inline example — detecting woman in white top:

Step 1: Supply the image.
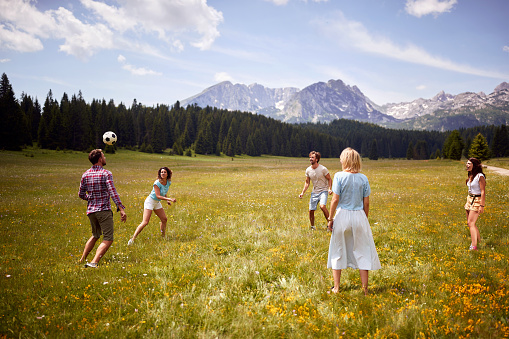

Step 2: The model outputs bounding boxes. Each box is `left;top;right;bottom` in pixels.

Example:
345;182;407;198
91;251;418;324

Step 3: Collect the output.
464;158;486;251
327;148;381;295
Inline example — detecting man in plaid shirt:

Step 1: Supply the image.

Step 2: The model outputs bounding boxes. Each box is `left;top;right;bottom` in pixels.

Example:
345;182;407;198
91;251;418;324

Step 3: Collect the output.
79;149;127;268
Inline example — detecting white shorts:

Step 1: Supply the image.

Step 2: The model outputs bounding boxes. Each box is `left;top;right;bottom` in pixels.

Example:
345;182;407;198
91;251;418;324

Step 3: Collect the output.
144;196;163;210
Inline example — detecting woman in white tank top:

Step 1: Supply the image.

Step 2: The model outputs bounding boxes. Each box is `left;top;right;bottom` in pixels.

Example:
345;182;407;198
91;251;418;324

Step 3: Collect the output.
464;158;486;251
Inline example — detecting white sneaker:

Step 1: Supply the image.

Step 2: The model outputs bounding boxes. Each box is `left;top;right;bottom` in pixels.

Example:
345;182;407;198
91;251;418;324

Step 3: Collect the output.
310;226;316;230
84;262;97;268
127;239;134;246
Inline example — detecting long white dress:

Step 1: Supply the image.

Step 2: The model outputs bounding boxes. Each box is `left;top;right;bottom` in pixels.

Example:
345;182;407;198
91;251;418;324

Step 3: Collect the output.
327;172;381;271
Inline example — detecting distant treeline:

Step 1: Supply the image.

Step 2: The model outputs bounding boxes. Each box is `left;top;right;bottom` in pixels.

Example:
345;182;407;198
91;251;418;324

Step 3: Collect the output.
1;73;508;159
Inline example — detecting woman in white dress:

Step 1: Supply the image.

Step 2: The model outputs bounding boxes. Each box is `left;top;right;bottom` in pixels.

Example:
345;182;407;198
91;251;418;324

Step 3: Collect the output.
327;148;381;295
464;158;486;251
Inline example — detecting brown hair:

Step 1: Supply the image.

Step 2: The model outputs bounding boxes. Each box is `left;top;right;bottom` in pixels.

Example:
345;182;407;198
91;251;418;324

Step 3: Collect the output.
88;149;103;164
466;158;485;183
309;151;321;162
158;167;172;180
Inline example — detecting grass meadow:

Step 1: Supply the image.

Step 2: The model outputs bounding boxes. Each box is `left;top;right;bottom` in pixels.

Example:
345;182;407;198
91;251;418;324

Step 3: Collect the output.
0;149;508;338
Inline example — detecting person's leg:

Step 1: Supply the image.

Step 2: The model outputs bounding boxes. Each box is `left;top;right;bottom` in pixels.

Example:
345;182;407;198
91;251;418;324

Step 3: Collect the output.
153;208;168;237
332;269;341;293
466;210;481;248
319;191;330;222
309;193;319;229
91;240;113;263
319;204;329;221
360;270;369;295
309;210;315;228
131;209;153;240
79;236;98;262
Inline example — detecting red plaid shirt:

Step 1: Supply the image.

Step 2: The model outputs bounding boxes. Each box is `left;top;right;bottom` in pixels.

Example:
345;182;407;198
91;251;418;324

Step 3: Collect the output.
79;165;125;215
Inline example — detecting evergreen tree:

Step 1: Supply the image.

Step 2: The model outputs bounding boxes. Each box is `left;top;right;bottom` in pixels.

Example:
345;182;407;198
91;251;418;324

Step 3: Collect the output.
468;133;490;161
491;124;509;157
151;113;165;153
31;98;42;142
223;126;235;156
235;135;242;155
369;139;379;160
172;141;183;155
246;134;257;156
182;113;196;148
20;93;36;145
414;140;429;160
215;141;222;156
0;73;28;150
442;130;464;160
449;139;464;160
38;90;59;149
194;121;214;155
406;141;414;160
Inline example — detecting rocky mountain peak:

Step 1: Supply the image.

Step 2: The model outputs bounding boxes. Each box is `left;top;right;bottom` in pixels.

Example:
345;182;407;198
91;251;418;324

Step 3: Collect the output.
494;82;509;92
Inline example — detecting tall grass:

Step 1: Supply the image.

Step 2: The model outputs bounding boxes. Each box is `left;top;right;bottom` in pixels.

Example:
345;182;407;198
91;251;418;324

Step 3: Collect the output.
0;149;508;338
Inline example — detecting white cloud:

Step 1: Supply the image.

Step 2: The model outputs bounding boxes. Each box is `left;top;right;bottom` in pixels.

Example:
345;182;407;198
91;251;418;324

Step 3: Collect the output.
0;24;44;52
264;0;290;5
0;0;223;59
0;58;11;63
214;72;234;83
416;85;427;90
503;46;509;53
265;0;328;5
405;0;457;18
317;12;508;80
81;0;223;50
117;54;161;76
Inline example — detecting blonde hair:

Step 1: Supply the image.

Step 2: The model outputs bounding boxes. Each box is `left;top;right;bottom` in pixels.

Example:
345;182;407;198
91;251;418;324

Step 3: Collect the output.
340;147;362;172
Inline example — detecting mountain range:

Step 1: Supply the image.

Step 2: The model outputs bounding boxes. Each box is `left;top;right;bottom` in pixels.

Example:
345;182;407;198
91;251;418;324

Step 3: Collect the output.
180;80;509;131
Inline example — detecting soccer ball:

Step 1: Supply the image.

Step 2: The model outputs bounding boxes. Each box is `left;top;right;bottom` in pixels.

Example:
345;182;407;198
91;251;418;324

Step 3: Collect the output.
103;131;117;145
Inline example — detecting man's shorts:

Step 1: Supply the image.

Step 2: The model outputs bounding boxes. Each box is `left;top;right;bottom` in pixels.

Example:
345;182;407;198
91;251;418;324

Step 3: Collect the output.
144;196;163;210
88;210;114;241
309;191;328;211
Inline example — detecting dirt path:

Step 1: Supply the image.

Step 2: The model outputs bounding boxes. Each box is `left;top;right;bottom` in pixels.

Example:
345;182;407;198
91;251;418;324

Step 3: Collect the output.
485;166;509;176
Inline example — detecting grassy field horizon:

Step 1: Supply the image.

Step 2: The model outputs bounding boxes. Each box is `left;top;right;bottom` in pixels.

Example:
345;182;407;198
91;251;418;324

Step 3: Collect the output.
1;149;508;338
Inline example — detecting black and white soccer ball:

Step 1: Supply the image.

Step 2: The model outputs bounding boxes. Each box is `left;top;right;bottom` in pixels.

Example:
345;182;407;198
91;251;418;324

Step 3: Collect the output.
103;131;117;145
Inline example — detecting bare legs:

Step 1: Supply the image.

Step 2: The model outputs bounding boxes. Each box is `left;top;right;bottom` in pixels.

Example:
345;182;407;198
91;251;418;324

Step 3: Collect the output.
79;236;113;264
153;208;168;237
309;204;330;228
331;269;369;295
466;210;481;248
130;208;167;242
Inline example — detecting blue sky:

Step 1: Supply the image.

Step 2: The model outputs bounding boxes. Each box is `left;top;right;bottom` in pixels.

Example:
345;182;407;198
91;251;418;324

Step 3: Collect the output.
1;0;508;108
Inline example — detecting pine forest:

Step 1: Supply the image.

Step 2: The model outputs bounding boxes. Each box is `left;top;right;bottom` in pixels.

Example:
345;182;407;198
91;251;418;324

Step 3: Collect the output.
1;73;508;160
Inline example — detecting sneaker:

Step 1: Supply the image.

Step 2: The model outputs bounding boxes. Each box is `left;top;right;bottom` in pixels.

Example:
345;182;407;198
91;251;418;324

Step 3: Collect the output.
469;245;478;251
84;262;98;268
310;226;316;230
127;239;134;246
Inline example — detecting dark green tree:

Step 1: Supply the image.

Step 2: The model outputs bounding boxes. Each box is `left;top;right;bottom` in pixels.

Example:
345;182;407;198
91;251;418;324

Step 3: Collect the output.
491;124;509;157
406;141;414;160
151;113;165;153
414;140;429;160
246;134;257;156
468;133;490;161
20;93;36;145
369;139;379;160
0;73;28;150
442;130;464;160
